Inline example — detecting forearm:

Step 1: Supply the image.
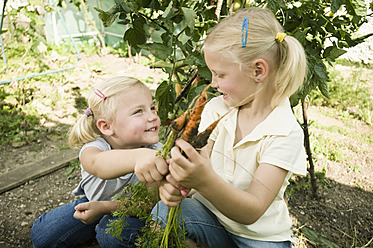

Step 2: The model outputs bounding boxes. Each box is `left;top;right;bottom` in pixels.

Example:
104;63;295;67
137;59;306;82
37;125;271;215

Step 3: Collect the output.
197;164;287;225
197;173;263;224
88;148;157;179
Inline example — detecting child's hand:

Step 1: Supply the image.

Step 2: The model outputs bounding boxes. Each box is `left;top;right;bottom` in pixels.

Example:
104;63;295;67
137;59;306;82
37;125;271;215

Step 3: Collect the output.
73;201;104;224
169;139;213;191
135;155;168;183
158;174;189;207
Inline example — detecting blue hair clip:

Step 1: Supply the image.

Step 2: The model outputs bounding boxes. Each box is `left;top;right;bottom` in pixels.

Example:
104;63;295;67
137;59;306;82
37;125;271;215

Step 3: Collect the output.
241;17;249;47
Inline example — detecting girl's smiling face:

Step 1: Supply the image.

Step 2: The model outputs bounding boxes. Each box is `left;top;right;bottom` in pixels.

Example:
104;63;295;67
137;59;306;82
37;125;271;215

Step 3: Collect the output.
109;86;160;149
204;51;257;108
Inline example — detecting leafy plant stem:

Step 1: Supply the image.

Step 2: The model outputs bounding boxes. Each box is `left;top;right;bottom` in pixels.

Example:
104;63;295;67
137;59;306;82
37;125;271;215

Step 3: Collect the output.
155;129;187;247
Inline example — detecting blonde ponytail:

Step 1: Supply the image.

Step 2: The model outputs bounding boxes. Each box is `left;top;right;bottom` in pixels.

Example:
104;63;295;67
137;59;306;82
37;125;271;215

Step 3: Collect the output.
272;35;307;107
68;114;100;148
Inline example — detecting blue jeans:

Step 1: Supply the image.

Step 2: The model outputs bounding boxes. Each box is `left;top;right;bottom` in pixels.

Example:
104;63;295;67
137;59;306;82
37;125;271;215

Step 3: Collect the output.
31;197;145;248
151;198;292;248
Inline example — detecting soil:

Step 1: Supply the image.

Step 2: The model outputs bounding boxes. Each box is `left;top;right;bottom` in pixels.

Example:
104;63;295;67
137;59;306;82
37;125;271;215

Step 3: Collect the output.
0;54;372;248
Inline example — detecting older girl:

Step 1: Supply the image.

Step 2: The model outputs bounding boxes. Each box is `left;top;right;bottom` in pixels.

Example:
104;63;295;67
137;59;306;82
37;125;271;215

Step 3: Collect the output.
154;7;308;248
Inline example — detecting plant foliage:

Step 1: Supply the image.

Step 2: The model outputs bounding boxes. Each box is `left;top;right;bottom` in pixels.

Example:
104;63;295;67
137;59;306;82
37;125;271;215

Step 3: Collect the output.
95;0;371;122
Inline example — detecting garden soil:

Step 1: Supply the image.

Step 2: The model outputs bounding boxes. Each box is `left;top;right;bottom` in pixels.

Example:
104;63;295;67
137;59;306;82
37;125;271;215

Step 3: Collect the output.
0;54;372;248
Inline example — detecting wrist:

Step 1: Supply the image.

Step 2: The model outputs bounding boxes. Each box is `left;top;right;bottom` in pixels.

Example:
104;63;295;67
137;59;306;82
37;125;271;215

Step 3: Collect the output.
101;200;120;215
196;171;221;197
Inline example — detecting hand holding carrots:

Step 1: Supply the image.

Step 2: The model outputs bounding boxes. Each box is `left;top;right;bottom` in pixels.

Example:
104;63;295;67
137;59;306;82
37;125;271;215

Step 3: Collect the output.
168;139;215;191
158;175;185;207
134;154;169;183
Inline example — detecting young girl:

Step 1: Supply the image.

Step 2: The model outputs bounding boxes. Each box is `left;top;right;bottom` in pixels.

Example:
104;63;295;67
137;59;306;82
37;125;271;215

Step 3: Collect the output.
152;7;307;248
31;76;168;248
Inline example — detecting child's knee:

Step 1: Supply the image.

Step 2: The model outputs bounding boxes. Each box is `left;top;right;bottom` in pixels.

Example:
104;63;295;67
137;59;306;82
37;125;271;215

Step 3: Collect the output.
30;217;51;248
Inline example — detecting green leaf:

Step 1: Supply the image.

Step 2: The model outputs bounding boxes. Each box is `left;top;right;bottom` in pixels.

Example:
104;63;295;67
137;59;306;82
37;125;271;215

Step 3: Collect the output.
139;0;151;8
318;81;330;98
197;65;212;81
289;91;301;107
123;0;140;12
181;7;196;30
138;43;172;60
115;0;131;12
331;0;344;13
324;46;347;62
94;7;118;27
187;84;206;104
162;1;175;19
314;63;328;80
155;81;175;124
123;15;147;50
345;0;366;16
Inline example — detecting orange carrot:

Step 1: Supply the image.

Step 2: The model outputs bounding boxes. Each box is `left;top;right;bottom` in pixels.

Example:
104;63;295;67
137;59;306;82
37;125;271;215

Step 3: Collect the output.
170;110;189;133
181;84;210;143
190;115;224;149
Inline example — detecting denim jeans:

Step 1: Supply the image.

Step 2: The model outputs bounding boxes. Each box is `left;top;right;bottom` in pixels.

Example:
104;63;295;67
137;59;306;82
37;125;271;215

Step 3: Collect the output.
31;197;145;248
151;198;292;248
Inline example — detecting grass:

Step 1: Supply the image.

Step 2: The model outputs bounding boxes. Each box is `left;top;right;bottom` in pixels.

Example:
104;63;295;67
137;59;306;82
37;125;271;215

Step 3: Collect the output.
307;60;373;169
309;62;373;125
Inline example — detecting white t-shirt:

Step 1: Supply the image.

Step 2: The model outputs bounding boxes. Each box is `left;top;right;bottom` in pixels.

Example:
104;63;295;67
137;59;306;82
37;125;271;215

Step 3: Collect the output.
194;96;307;242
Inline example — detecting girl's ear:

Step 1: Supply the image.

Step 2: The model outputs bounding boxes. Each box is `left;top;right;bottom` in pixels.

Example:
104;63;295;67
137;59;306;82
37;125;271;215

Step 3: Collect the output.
253;59;269;82
96;119;114;136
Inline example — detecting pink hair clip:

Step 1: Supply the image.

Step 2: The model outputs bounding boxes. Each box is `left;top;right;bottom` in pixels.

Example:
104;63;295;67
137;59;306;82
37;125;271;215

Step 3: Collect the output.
94;89;107;100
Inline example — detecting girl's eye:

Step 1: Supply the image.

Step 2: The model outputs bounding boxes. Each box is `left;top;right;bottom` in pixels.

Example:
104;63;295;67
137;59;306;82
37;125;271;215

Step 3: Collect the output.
134;109;143;115
151;106;156;112
213;72;224;79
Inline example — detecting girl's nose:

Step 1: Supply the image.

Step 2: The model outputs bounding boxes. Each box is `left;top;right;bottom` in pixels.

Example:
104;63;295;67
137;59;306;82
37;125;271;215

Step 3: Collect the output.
148;112;158;121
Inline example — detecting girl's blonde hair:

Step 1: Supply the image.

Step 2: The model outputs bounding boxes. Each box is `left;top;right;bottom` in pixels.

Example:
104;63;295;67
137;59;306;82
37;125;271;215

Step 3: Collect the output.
203;7;307;107
68;76;149;148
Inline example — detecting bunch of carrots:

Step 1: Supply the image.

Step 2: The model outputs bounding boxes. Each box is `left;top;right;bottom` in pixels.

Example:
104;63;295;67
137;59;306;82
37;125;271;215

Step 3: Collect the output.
156;83;223;247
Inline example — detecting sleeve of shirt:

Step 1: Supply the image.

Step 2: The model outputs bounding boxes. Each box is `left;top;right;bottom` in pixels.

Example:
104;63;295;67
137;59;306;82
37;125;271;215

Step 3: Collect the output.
258;127;307;176
78;137;111;160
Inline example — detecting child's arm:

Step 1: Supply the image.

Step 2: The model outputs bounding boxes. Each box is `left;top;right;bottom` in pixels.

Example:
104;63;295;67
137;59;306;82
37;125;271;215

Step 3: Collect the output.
74;201;118;224
168;139;287;225
80;147;168;183
74;182;159;225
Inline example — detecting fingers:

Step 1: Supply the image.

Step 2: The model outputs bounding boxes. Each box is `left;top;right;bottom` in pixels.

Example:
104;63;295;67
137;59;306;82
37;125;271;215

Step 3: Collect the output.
175;139;199;160
149;156;168;181
180;185;190;197
165;174;190;197
165;173;180;188
73;209;88;224
74;202;89;211
136;156;169;184
155;155;169;175
159;180;183;207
